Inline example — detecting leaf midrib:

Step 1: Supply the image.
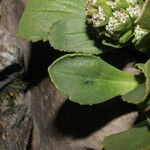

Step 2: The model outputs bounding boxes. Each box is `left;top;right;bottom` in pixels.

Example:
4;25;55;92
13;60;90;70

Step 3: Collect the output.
51;70;137;84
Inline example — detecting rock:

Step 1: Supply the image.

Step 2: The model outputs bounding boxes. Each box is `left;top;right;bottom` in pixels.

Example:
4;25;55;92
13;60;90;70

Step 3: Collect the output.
0;26;23;72
23;78;67;150
0;0;30;70
0;105;32;150
0;1;32;149
23;78;138;150
0;0;26;35
0;77;28;112
0;25;24;90
0;0;30;71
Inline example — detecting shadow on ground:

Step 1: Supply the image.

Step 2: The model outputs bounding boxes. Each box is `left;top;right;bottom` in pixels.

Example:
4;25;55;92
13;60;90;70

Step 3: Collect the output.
54;97;136;138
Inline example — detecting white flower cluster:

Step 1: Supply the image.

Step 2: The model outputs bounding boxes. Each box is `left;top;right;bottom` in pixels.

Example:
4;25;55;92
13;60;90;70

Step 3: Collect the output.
134;25;148;40
113;11;129;23
126;6;141;18
105;11;129;32
105;17;119;32
86;0;148;45
91;6;106;27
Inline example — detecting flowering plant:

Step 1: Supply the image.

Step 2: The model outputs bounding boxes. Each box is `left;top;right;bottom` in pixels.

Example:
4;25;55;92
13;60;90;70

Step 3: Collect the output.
86;0;150;52
18;0;150;149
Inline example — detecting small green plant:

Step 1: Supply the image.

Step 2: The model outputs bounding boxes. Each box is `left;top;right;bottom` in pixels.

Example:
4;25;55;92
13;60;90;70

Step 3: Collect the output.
18;0;150;149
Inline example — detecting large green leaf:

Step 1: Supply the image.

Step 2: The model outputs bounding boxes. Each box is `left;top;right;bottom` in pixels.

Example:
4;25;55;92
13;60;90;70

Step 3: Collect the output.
48;54;142;105
136;0;150;30
103;126;150;150
49;14;101;54
17;0;86;41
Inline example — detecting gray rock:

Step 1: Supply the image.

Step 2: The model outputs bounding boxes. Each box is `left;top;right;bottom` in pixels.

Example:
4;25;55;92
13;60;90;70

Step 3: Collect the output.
0;0;30;91
0;105;32;150
0;26;23;89
0;0;30;70
0;0;26;35
0;26;23;72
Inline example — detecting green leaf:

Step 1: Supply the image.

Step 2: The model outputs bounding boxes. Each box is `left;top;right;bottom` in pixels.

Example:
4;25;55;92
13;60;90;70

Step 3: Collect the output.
122;83;146;104
136;0;150;30
143;59;150;99
17;0;86;41
103;126;150;150
49;14;101;54
48;54;142;105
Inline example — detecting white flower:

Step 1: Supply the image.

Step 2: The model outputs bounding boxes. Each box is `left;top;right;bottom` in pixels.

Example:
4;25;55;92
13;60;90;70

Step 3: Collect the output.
134;25;148;40
105;17;120;32
105;11;129;32
113;10;129;23
91;6;106;26
126;0;137;5
106;1;117;9
126;6;142;18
